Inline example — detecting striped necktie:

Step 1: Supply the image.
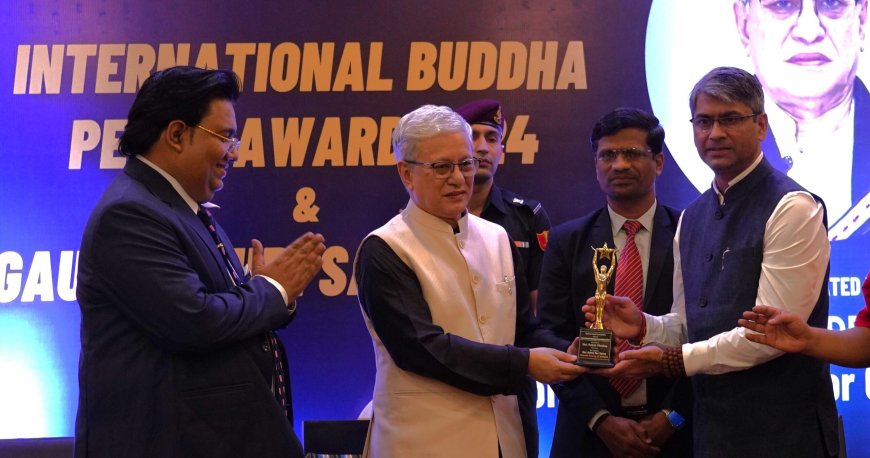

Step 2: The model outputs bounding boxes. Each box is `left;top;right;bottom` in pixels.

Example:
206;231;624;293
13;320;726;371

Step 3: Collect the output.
196;206;289;417
609;220;644;398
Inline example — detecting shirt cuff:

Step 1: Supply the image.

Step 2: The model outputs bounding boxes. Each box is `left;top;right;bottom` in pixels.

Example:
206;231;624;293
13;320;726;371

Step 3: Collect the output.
680;343;699;376
257;274;291;308
588;409;610;431
644;312;661;343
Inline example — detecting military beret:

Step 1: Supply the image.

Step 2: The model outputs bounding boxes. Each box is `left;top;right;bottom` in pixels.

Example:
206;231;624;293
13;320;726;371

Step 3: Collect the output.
456;99;504;133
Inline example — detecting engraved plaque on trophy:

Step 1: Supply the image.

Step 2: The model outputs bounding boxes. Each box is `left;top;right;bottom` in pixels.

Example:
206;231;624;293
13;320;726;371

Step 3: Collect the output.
576;243;616;368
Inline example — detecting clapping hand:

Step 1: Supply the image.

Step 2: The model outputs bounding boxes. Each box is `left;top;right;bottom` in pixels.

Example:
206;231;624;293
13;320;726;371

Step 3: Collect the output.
251;233;326;301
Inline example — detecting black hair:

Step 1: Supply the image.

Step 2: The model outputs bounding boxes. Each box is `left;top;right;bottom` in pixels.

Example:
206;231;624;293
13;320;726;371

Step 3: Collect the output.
118;66;240;157
590;107;665;154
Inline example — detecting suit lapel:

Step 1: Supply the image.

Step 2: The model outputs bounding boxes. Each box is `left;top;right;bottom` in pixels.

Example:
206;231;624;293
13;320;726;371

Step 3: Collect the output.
124;158;236;288
645;204;675;312
571;209;615;327
185;210;237;288
213;220;247;283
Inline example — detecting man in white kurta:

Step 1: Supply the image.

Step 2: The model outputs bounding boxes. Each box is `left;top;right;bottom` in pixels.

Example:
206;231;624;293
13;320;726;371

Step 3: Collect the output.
355;105;584;458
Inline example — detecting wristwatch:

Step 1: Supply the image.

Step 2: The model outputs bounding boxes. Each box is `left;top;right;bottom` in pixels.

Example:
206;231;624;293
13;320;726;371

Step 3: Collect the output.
662;409;686;431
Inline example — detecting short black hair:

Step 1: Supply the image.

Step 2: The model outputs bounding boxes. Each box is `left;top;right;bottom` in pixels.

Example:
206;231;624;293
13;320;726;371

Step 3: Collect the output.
118;66;240;157
590;107;665;154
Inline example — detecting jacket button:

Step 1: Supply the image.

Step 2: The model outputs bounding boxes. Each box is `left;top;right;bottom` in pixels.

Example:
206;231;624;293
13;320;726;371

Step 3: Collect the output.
706;253;713;262
261;343;270;352
699;298;708;308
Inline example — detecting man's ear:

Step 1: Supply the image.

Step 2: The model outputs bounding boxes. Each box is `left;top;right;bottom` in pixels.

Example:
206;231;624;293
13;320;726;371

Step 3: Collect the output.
398;161;414;191
756;112;769;142
733;0;752;50
654;151;664;177
165;120;187;153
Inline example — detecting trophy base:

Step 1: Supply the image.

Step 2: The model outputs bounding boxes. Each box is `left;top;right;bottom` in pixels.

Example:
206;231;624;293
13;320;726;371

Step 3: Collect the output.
575;327;615;368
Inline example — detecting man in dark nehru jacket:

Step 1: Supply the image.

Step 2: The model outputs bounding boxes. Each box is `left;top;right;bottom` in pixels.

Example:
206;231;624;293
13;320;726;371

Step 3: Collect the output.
590;67;838;457
538;107;692;457
457;99;552;457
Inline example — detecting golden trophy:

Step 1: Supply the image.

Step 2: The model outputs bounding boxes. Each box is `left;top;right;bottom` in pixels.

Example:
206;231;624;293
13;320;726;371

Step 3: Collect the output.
576;243;616;367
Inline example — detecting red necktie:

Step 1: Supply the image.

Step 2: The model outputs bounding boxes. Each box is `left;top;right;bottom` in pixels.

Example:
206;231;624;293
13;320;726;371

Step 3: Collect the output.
610;220;643;398
197;206;289;417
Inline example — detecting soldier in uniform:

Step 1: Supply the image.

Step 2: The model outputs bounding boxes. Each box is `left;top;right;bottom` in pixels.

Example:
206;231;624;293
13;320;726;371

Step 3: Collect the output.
457;99;552;458
457;99;551;313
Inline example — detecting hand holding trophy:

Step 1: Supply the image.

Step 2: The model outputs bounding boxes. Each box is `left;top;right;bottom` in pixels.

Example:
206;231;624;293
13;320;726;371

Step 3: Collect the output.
576;243;617;367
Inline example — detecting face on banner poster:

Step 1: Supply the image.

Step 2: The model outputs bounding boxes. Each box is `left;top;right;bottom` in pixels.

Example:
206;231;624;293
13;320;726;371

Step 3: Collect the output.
1;0;867;455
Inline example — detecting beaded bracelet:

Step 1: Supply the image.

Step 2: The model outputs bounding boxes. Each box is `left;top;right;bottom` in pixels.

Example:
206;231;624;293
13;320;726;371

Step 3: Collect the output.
662;346;686;378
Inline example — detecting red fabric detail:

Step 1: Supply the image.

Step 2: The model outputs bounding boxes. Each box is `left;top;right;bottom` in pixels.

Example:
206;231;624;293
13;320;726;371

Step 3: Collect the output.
610;220;644;398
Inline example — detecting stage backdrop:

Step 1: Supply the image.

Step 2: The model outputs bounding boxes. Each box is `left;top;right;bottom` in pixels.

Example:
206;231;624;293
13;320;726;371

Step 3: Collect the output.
2;1;868;456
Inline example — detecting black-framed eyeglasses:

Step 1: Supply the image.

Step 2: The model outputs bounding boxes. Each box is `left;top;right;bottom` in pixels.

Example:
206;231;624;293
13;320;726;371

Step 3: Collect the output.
689;113;759;132
404;157;480;178
196;124;241;154
595;148;653;163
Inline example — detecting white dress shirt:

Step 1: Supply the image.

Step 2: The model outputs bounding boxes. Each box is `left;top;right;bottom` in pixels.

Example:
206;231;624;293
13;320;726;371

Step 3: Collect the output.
608;201;656;406
587;201;658;428
644;154;830;375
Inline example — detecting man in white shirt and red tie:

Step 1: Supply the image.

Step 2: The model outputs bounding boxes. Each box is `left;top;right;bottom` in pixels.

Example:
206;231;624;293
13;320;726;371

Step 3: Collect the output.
538;107;692;457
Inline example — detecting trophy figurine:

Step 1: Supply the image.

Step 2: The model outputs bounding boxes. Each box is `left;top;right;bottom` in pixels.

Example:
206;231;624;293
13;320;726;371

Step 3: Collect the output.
576;243;617;367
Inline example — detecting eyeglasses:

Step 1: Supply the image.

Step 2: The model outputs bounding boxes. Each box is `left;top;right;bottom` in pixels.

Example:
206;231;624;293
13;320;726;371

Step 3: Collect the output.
689;113;759;132
196;124;241;154
404;158;480;178
757;0;856;21
595;148;653;163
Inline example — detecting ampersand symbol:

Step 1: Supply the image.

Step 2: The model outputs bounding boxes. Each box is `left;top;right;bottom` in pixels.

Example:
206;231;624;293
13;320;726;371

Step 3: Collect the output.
292;187;320;223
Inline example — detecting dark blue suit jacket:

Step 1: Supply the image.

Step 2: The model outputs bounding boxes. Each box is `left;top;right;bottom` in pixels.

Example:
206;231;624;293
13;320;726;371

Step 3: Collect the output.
75;158;303;458
537;204;693;457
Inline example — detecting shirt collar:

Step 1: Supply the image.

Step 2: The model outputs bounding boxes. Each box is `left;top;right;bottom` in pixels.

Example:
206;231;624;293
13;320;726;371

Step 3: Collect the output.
484;184;507;214
712;153;764;202
136;155;219;214
403;198;468;234
607;199;657;235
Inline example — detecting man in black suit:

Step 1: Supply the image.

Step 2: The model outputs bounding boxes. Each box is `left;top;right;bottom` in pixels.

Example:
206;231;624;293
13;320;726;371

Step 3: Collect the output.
538;108;692;457
75;66;326;458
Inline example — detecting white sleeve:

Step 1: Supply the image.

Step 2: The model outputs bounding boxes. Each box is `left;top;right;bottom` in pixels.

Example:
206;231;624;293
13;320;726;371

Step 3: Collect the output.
681;191;829;375
643;211;688;347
